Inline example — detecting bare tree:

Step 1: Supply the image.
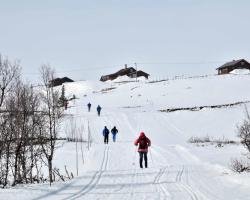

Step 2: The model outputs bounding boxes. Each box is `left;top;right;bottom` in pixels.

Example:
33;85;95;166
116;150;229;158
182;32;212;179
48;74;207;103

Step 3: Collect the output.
238;107;250;153
231;107;250;173
0;54;20;107
0;57;68;187
0;80;43;187
39;65;63;185
0;56;20;187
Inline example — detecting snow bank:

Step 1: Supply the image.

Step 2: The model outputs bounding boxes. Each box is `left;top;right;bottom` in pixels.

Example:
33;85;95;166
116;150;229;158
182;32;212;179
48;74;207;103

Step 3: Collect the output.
230;69;250;75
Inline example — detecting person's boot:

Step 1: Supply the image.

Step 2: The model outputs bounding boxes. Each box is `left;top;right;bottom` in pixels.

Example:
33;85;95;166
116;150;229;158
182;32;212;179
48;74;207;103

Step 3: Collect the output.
140;161;143;168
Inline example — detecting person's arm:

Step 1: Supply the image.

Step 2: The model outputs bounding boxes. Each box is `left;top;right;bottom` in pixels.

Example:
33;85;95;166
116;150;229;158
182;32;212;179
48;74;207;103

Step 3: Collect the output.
147;138;151;146
134;138;139;146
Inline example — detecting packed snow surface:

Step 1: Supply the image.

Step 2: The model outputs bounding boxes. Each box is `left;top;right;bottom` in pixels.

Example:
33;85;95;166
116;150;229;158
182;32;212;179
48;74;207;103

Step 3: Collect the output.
1;74;250;200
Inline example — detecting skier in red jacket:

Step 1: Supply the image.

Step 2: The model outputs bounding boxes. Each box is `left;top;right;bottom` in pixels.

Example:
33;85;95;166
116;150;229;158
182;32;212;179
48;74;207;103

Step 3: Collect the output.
134;132;151;168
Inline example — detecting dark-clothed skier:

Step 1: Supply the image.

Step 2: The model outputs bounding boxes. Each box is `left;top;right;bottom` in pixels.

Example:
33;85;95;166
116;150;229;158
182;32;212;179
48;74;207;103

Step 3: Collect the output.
64;100;68;110
103;126;109;144
134;132;151;168
87;102;91;112
97;105;102;116
111;126;118;142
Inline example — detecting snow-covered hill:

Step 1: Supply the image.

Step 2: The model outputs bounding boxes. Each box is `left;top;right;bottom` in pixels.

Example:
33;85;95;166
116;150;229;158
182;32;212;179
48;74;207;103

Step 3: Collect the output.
2;74;250;200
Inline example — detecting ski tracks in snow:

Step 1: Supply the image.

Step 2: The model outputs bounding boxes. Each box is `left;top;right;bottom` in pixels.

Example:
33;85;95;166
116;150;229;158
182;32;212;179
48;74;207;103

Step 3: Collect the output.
64;146;110;200
151;165;199;200
151;145;201;200
153;166;171;199
174;166;199;200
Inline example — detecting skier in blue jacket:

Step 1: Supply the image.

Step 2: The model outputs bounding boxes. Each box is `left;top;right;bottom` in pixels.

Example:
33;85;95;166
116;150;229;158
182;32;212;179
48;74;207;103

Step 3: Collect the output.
103;126;109;144
97;105;102;116
111;126;118;142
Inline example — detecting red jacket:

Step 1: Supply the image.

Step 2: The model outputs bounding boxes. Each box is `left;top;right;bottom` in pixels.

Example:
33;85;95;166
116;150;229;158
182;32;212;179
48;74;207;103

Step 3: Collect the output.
134;133;151;152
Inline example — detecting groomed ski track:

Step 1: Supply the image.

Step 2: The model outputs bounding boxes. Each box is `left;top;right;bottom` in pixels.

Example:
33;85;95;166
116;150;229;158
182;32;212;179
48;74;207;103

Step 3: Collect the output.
30;109;249;200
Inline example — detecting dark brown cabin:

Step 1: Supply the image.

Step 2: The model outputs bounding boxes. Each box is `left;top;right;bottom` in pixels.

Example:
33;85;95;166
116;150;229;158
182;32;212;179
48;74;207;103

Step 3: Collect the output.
100;66;149;81
49;77;74;87
217;59;250;75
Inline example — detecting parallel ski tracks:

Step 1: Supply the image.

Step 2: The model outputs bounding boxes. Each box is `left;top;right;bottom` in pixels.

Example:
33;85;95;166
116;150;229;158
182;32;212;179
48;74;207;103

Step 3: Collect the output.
154;166;170;199
129;164;138;198
175;165;199;200
64;146;110;200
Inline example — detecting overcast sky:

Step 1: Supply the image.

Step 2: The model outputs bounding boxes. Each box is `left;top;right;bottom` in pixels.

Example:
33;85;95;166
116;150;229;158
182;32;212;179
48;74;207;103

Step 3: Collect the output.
0;0;250;82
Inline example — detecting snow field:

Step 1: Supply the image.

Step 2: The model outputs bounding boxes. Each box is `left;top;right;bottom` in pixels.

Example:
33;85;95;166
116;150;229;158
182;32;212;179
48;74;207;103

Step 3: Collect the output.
1;74;250;199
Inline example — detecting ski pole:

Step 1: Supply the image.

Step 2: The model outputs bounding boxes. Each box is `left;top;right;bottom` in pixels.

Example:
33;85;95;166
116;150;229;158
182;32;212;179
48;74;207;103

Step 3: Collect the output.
132;146;137;166
149;147;155;167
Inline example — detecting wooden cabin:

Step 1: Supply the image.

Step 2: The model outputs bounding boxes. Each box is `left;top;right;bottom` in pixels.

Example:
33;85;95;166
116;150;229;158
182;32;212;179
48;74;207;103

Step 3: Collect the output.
49;77;74;87
100;66;149;81
217;59;250;75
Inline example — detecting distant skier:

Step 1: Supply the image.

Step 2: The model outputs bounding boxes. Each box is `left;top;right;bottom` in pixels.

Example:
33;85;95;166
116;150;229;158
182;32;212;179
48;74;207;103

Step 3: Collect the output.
64;100;68;110
103;126;109;144
111;126;118;142
87;102;91;112
134;132;151;168
97;105;102;116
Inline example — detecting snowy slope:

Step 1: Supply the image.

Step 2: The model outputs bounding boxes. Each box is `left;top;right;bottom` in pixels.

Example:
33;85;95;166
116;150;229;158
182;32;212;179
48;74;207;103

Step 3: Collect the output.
1;74;250;200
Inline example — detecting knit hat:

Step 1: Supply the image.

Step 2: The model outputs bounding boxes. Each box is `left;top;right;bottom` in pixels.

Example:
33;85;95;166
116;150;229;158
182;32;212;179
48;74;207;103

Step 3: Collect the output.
140;132;145;137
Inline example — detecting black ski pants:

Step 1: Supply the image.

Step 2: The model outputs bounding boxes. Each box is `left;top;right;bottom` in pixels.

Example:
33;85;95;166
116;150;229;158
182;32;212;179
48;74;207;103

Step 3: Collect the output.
139;152;148;168
104;135;109;144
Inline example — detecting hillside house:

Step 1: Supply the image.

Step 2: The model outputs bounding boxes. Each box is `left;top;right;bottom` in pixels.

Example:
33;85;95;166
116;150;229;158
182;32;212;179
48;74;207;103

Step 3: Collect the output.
49;77;74;87
217;59;250;75
100;66;149;81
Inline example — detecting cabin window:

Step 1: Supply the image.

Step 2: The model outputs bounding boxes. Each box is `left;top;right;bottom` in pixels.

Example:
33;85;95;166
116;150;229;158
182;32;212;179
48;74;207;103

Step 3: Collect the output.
241;61;245;65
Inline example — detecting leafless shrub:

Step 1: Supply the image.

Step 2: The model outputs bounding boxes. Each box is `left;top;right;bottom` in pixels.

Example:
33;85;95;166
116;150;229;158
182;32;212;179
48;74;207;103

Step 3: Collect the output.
237;109;250;153
230;158;250;173
188;136;237;148
188;136;211;143
230;106;250;173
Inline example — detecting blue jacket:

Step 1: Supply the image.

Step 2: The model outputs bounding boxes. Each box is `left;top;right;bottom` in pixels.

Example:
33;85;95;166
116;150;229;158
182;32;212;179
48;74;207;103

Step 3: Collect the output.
97;106;102;112
103;128;109;136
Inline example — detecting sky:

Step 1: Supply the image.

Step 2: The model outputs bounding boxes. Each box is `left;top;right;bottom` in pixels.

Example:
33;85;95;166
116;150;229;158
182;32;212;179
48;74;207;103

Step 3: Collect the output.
0;0;250;82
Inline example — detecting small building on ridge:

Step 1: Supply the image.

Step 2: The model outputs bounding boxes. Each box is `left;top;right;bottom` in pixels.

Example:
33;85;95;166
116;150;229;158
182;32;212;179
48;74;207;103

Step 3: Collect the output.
100;65;149;81
49;77;74;87
217;59;250;75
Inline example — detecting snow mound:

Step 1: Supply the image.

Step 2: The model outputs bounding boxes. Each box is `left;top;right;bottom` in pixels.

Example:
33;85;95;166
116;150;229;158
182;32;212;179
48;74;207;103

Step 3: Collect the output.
230;69;250;75
108;75;146;82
